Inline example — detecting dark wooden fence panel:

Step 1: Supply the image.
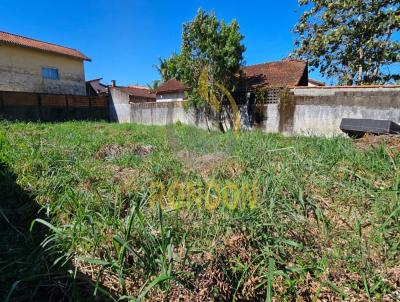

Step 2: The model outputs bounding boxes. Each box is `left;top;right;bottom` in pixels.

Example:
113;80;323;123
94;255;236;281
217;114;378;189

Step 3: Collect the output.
0;91;109;122
68;96;91;108
41;95;67;107
2;91;39;107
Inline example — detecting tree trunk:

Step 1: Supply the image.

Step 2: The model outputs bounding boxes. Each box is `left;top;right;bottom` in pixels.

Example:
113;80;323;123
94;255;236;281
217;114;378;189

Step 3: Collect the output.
218;109;226;133
358;47;364;84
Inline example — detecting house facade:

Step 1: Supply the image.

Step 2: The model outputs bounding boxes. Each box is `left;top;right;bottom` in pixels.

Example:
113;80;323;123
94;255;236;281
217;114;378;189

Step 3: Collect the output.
156;78;188;102
0;31;90;95
155;60;309;104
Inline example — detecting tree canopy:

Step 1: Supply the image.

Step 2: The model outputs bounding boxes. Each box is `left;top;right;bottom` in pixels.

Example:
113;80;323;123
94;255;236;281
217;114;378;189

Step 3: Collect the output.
293;0;400;85
158;9;245;127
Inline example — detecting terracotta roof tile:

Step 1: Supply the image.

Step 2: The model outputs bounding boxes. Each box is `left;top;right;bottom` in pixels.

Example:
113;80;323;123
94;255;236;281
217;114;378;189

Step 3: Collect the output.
243;59;308;88
118;86;156;99
0;31;91;61
156;78;189;94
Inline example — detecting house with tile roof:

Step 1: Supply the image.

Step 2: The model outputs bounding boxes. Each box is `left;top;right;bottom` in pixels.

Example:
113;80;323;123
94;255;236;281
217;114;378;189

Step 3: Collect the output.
155;60;308;104
0;31;90;95
108;80;155;103
121;86;156;103
156;78;189;102
242;59;309;90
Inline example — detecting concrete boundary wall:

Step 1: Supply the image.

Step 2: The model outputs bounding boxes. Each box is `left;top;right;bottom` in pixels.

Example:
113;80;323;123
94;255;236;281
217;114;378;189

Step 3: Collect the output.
119;86;400;137
130;101;210;129
109;87;131;123
278;87;400;136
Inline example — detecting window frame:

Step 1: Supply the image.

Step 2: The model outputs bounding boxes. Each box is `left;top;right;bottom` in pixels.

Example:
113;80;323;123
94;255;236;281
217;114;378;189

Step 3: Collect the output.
41;67;60;81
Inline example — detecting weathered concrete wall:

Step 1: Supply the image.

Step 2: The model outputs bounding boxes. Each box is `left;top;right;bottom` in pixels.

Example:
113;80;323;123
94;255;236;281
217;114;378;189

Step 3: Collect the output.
258;104;280;133
109;87;131;123
119;86;400;137
0;44;86;95
292;105;399;136
130;101;210;129
270;87;400;136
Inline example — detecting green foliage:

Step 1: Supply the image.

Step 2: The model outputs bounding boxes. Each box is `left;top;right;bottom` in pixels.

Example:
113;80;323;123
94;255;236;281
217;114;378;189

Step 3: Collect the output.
146;79;161;91
158;9;245;124
156;54;183;82
293;0;400;85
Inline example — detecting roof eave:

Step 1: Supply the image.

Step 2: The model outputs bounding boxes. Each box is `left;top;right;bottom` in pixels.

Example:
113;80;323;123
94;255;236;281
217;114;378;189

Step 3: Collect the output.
1;41;91;62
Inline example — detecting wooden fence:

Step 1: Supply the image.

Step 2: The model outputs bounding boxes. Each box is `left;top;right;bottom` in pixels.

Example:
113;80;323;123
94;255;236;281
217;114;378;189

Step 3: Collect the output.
0;91;109;121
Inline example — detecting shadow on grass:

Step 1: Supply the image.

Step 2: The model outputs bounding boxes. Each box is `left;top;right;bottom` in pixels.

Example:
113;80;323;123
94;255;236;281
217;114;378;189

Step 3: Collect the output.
0;162;112;302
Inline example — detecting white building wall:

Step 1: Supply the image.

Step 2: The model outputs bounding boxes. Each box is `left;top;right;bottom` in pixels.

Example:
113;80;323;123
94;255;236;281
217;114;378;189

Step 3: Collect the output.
156;91;185;102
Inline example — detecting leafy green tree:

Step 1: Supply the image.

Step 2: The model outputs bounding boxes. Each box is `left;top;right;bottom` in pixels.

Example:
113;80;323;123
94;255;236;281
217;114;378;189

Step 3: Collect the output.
158;9;245;131
293;0;400;85
147;80;161;91
156;54;183;82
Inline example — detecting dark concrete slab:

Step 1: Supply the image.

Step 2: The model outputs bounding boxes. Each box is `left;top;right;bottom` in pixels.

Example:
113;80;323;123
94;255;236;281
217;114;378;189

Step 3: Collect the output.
340;118;400;137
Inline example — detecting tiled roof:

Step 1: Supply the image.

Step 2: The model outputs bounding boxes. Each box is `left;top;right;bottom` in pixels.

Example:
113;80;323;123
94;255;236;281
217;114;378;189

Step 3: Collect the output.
118;86;156;99
156;78;189;94
243;59;308;89
0;31;91;61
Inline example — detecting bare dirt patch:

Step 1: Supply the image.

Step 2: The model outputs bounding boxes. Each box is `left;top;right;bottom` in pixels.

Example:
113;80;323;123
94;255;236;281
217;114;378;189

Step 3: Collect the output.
107;165;140;184
94;144;154;160
135;144;154;157
353;134;400;152
177;151;227;180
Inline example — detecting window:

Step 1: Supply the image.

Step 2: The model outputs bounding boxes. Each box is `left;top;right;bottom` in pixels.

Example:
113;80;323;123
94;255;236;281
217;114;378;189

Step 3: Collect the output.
42;67;59;80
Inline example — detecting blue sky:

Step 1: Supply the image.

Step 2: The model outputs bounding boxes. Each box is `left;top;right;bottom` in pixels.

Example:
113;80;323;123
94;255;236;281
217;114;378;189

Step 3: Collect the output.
1;1;395;87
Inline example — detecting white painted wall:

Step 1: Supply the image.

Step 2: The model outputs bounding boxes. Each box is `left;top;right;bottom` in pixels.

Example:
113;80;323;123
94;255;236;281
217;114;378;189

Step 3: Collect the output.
156;91;185;102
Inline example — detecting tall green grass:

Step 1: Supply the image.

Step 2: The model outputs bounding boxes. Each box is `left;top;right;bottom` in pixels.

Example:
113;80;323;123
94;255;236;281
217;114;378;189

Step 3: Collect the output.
0;121;398;301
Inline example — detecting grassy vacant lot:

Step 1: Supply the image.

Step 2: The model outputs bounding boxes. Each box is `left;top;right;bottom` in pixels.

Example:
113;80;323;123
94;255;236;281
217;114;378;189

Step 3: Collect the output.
0;121;399;301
